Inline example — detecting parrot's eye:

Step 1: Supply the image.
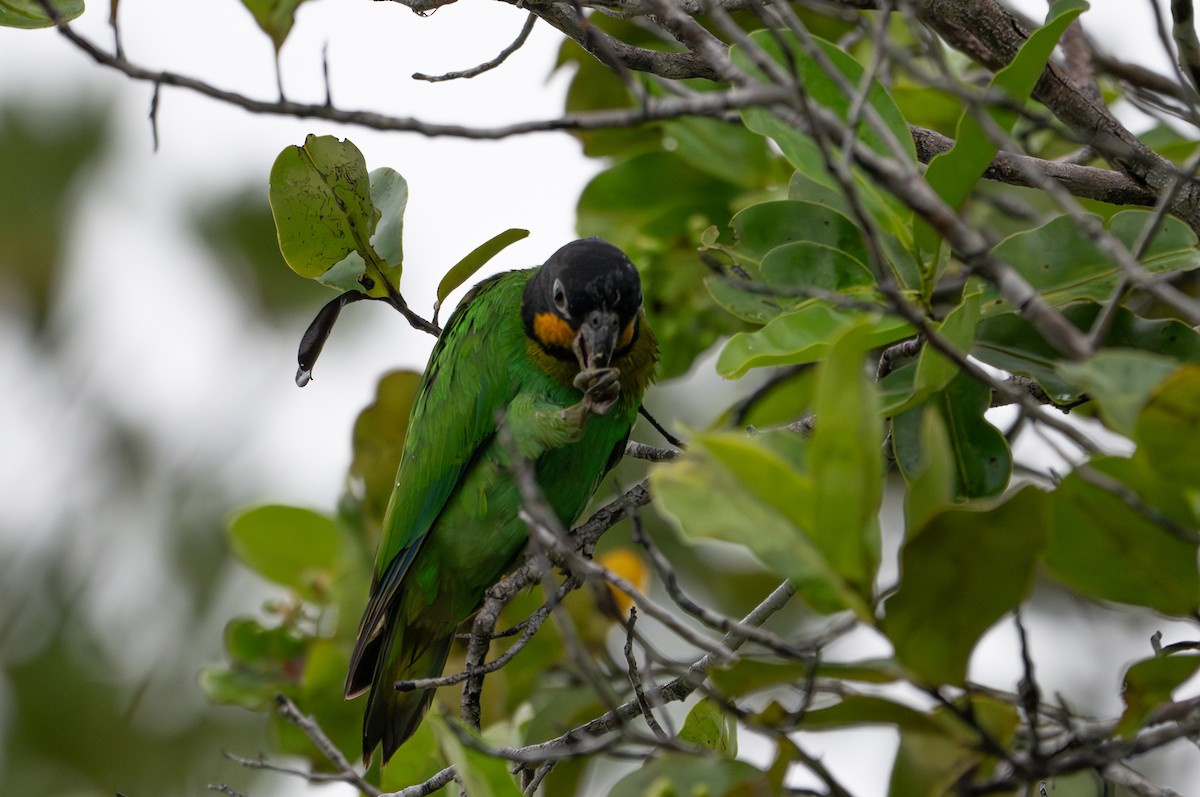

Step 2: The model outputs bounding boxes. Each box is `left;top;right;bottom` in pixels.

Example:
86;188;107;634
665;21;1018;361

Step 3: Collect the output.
552;279;569;315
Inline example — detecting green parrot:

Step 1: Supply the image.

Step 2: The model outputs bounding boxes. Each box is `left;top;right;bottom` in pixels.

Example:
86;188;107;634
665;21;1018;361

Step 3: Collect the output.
344;238;658;764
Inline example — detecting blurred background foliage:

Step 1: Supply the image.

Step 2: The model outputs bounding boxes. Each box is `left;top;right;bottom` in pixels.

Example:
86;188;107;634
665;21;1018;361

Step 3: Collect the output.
0;101;302;796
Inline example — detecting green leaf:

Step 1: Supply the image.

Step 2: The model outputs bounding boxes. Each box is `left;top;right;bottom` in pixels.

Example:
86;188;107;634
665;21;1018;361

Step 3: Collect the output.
918;0;1087;254
706;200;870;278
889;727;978;797
578;150;739;245
268;135;401;298
1116;654;1200;737
0;0;83;28
882;290;981;415
892;373;1012;500
704;201;892;327
1136;365;1200;487
367;167;407;269
733;33;919;282
224;617;306;665
198;663;282;711
1045;460;1200;615
732;32;916;163
810;320;884;600
760;241;874;292
705;273;787;325
885;487;1048;685
901;408;958;532
350;370;421;535
711;658;901;699
1057;350;1178;436
227;505;340;601
717;303;913;378
974;303;1200;402
890;697;1017;797
428;714;523;797
662;116;776;187
710;659;812;698
677;698;737;757
801;695;946;734
983;210;1200;313
610;753;770;797
435;228;529;317
379;721;443;793
241;0;307;51
556;23;663;159
652;431;868;616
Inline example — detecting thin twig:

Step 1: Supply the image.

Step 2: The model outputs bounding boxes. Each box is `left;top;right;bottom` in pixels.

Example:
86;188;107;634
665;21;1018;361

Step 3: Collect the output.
274;695;380;796
414;12;537;82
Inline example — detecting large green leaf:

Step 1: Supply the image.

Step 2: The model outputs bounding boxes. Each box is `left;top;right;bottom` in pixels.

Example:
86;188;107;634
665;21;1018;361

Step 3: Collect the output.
983;210;1200;313
269;136;404;299
917;0;1087;255
1045;458;1200;615
652;431;868;616
760;241;874;292
974;302;1200;402
810;320;884;600
717;303;912;378
227;505;341;601
0;0;83;28
892;373;1011;500
885;487;1048;685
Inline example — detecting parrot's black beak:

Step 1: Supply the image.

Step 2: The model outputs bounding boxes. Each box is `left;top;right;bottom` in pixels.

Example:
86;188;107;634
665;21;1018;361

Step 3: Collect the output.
574;309;621;371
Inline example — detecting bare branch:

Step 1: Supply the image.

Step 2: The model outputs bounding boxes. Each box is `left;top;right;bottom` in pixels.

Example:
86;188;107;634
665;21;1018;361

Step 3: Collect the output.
274;695;380;796
413;12;537;82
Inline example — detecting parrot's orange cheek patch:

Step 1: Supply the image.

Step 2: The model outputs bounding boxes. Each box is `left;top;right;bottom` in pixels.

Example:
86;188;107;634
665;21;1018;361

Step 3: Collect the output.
618;319;636;350
533;312;576;350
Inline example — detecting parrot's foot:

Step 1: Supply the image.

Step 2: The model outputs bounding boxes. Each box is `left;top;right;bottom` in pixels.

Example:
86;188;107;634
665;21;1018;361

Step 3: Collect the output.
574;366;620;416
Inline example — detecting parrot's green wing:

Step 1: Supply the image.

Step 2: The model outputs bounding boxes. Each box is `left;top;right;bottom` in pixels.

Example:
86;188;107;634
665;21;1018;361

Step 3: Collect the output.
347;270;530;687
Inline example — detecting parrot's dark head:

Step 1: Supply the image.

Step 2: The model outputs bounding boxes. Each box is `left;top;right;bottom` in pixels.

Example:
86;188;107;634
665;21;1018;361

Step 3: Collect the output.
522;238;644;371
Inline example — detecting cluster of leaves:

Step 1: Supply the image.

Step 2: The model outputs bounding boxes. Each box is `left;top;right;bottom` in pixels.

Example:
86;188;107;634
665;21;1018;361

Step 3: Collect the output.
629;11;1200;796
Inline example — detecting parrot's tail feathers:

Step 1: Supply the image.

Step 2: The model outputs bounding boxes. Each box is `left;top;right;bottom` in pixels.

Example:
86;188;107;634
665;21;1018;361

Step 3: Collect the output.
362;624;455;766
344;629;381;699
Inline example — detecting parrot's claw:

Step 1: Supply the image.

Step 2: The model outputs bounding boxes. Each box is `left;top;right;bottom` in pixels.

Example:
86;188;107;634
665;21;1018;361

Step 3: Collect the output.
574;366;621;416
